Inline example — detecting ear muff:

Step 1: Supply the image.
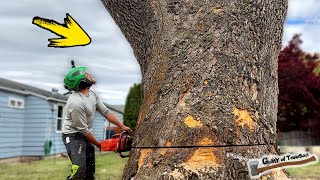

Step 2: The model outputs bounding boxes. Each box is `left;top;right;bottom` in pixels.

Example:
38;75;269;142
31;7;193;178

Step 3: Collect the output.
77;79;93;90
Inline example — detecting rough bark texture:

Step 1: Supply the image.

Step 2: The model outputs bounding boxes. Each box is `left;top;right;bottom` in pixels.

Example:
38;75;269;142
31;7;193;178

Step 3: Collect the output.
101;0;288;179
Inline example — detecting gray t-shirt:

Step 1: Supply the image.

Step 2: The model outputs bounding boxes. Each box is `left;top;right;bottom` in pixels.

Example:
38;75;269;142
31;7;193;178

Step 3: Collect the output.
62;90;111;136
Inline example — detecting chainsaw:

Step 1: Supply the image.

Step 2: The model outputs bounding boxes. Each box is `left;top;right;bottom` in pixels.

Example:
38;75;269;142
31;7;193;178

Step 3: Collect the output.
101;131;133;158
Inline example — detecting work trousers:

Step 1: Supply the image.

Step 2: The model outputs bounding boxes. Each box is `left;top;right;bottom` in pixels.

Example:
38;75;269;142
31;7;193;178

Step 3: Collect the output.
62;133;95;180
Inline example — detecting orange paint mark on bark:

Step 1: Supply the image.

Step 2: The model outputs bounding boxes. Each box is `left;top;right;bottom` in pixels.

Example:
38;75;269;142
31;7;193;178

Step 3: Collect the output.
199;138;213;146
156;140;172;155
182;149;219;172
169;169;184;179
138;149;153;171
158;149;167;155
212;7;224;13
139;93;155;123
260;169;290;179
165;140;172;146
184;115;203;128
233;108;256;131
270;169;290;179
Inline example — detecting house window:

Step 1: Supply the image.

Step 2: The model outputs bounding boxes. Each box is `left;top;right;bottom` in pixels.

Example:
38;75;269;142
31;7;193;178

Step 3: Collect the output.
56;105;64;133
8;97;24;109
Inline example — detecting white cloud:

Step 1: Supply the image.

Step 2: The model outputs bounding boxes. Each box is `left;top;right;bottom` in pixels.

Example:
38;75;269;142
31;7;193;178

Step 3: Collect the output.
91;87;129;104
4;71;34;77
1;0;320;106
0;0;141;105
287;0;320;20
282;24;304;45
282;0;320;53
283;24;320;53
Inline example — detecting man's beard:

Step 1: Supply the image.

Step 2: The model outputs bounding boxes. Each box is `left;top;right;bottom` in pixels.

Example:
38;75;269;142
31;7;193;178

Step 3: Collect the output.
87;78;96;84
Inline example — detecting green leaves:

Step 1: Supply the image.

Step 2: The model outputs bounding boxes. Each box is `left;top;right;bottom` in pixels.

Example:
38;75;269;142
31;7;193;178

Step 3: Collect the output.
123;83;142;131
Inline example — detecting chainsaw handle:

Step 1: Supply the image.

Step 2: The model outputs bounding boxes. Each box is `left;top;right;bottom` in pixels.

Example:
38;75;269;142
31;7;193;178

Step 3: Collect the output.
117;131;125;151
118;131;130;158
120;152;130;158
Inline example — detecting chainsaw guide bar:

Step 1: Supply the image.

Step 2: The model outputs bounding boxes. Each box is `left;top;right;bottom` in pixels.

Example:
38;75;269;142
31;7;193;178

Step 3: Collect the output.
101;131;275;158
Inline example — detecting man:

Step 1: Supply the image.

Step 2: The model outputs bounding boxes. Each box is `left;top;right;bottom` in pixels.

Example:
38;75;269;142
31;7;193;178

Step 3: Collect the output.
62;65;131;180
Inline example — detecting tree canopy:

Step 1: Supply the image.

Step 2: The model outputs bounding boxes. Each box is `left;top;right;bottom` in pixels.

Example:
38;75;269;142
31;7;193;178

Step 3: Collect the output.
278;34;320;136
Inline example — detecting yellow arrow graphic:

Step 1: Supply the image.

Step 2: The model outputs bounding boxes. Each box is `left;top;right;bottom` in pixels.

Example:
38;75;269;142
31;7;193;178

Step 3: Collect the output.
32;13;91;48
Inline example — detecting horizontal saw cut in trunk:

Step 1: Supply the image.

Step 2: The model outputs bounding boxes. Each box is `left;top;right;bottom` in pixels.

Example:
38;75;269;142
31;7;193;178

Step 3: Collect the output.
101;0;288;179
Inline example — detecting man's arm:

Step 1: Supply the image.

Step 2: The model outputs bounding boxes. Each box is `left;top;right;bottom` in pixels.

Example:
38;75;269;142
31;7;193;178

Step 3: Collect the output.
86;113;132;149
94;92;132;133
85;133;101;148
104;113;132;133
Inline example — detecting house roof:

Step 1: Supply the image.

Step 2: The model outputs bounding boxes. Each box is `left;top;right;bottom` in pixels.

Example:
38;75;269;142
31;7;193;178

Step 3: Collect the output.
0;77;67;102
0;78;124;114
107;105;125;114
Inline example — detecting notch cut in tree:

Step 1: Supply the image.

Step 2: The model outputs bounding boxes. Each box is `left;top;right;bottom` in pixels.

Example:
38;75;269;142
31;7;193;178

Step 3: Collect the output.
101;0;289;179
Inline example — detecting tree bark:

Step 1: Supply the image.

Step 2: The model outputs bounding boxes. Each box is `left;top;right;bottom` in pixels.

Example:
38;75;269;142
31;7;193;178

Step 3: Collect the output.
101;0;288;179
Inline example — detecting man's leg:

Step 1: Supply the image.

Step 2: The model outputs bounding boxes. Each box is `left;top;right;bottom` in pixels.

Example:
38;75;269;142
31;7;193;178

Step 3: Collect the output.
85;142;95;180
63;133;87;180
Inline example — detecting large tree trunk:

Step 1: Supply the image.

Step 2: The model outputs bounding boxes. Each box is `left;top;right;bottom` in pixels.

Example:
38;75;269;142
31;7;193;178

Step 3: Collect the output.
101;0;288;179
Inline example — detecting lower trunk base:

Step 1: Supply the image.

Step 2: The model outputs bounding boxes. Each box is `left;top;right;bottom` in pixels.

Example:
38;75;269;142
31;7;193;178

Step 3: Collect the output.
123;145;289;180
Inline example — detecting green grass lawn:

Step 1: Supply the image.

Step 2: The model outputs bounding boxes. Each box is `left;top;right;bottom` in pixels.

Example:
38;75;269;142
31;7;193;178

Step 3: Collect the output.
0;153;319;180
0;152;128;180
286;161;320;180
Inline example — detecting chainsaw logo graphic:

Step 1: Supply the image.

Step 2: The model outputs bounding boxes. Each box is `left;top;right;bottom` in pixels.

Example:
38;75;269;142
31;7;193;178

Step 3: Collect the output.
247;152;318;179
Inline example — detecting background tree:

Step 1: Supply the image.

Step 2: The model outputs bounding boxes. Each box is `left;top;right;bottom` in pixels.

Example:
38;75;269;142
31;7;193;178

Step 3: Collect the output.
124;83;142;131
102;0;289;179
278;34;320;137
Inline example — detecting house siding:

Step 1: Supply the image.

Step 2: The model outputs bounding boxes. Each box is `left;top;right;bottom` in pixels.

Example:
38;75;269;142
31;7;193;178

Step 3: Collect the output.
93;113;106;141
0;88;124;159
113;110;123;127
22;96;51;156
0;91;25;158
49;103;66;156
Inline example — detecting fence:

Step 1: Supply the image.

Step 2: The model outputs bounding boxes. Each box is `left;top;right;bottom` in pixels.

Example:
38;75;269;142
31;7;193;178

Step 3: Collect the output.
278;130;320;146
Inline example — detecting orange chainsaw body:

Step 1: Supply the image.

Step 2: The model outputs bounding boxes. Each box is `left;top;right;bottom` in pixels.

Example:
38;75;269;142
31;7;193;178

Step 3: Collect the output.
101;132;132;158
101;134;120;151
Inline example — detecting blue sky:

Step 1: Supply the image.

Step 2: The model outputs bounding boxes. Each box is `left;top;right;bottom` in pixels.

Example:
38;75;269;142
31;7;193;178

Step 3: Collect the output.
0;0;318;105
283;0;320;51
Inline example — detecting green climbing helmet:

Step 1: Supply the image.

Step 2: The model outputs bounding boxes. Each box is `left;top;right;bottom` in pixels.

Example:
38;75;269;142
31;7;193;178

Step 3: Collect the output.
64;66;87;91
